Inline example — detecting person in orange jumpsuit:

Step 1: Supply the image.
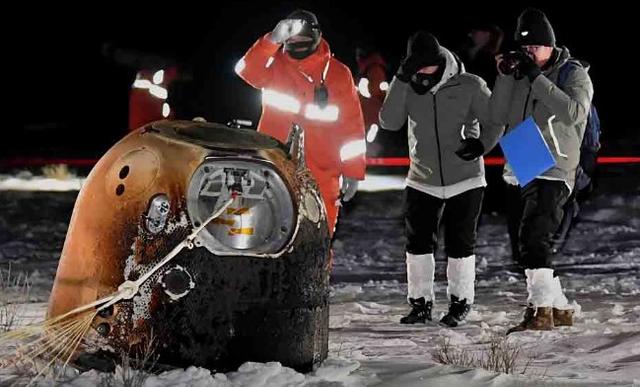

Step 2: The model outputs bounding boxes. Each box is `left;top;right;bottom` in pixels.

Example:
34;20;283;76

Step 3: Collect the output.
101;43;178;131
129;66;177;130
235;9;366;236
355;45;388;145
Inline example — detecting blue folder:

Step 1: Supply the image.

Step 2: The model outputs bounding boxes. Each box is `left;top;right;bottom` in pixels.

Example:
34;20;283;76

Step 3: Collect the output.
499;117;556;186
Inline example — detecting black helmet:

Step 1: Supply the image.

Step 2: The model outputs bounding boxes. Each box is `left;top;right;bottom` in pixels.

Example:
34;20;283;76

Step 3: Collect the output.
284;9;322;60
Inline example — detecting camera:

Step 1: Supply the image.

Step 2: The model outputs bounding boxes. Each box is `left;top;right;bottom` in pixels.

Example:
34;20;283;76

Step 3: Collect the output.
498;51;524;75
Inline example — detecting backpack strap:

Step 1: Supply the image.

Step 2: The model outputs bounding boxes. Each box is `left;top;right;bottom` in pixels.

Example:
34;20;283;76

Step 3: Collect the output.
555;60;596;148
556;60;582;90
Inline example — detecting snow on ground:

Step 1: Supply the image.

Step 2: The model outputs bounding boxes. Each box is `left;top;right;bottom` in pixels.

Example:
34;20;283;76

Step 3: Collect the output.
0;177;84;192
43;358;369;387
1;166;639;386
0;171;84;192
0;172;395;193
357;174;406;192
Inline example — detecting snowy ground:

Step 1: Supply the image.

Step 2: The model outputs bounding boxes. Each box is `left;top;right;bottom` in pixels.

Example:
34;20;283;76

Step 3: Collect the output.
0;166;639;386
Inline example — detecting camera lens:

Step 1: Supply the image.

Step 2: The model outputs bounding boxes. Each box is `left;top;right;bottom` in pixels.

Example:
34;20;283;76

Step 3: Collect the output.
499;52;521;75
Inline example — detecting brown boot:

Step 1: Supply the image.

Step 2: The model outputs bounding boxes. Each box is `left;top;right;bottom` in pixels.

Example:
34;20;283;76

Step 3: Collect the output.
553;308;574;327
507;306;554;335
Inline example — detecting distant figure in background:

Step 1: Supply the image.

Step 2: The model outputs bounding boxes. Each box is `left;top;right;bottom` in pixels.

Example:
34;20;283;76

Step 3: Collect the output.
102;43;179;130
355;44;388;151
129;67;178;130
458;24;504;88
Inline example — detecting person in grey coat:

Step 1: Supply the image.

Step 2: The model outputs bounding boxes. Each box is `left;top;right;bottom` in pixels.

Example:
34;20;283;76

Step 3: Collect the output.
379;31;503;327
489;8;594;333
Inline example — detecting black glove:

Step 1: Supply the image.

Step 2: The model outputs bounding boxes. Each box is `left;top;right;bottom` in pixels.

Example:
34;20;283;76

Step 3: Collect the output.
396;55;423;83
455;138;485;161
516;53;541;82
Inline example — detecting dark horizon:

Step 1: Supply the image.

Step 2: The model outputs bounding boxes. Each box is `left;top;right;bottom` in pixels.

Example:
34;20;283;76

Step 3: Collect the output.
17;2;639;158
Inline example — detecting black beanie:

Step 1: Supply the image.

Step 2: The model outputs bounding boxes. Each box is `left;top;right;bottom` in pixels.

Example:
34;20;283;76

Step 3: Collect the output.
515;8;556;47
407;31;446;67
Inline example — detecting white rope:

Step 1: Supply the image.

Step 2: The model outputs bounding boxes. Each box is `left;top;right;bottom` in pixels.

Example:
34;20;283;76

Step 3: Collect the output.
2;193;236;374
96;195;235;312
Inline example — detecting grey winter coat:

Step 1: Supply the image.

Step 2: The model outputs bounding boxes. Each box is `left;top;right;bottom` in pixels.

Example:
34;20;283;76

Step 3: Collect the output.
489;47;594;189
380;49;504;188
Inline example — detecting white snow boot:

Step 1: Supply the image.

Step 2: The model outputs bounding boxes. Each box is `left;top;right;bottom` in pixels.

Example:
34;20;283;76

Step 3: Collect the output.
552;275;574;326
508;268;555;334
402;253;435;324
441;256;475;327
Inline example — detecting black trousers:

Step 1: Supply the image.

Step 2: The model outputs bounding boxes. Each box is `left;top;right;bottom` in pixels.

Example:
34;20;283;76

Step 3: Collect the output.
405;186;484;258
506;179;570;269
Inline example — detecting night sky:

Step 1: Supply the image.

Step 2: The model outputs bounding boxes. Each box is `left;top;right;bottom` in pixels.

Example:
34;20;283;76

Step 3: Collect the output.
17;2;638;158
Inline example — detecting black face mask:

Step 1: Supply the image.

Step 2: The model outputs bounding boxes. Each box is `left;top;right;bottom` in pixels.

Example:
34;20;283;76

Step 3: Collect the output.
410;66;445;95
284;20;321;61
